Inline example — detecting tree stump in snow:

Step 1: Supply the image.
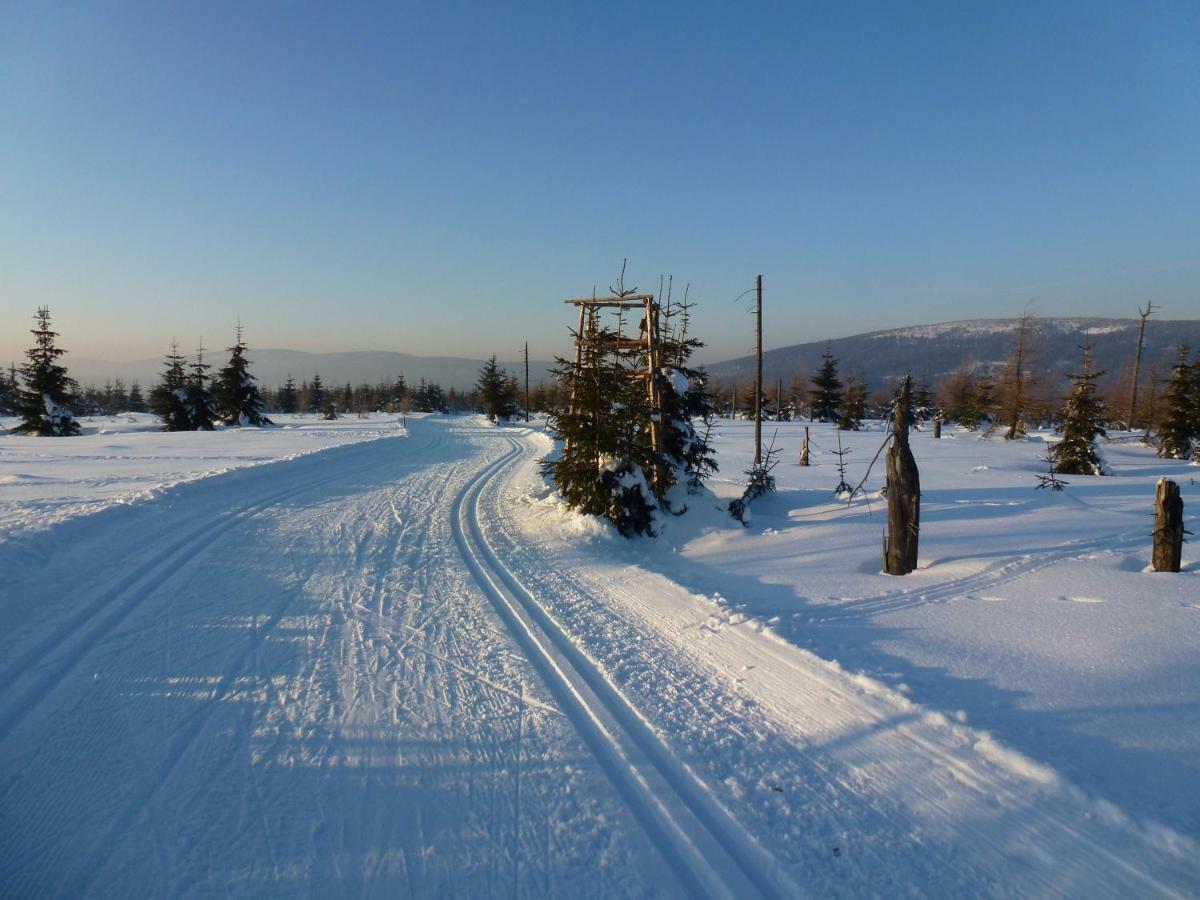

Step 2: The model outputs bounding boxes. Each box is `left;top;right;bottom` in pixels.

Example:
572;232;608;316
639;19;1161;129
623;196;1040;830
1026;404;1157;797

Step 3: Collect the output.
1152;479;1184;573
933;417;942;439
885;376;920;575
799;426;810;466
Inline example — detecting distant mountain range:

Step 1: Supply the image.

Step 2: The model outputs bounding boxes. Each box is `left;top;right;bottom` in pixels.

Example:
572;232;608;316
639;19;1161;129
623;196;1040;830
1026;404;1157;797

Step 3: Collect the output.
703;317;1200;387
61;316;1200;392
65;349;558;391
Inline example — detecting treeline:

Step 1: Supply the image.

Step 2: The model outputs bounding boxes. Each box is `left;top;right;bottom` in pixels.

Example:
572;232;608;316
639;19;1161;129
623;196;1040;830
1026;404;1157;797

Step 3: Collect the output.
0;306;571;432
706;343;1200;450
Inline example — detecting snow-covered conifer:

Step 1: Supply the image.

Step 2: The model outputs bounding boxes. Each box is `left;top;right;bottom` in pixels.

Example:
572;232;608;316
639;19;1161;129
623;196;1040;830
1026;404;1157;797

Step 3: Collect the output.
809;349;843;423
14;306;81;436
1053;345;1108;475
214;324;272;426
1156;346;1196;460
149;341;193;431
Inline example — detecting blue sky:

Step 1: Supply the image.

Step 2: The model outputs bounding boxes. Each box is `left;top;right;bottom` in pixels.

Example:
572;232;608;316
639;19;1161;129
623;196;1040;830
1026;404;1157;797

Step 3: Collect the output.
2;0;1198;365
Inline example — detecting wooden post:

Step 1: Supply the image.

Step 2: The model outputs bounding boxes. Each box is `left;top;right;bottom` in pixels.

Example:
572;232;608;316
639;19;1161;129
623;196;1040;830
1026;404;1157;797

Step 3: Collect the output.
884;376;920;575
933;417;942;439
524;341;530;423
1128;301;1154;431
754;274;763;466
799;426;810;466
1152;478;1184;573
777;377;783;420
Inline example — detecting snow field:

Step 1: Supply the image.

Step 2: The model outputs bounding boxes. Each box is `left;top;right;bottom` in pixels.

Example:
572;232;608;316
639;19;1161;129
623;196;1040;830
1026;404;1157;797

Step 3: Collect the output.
0;412;406;539
1;412;1197;896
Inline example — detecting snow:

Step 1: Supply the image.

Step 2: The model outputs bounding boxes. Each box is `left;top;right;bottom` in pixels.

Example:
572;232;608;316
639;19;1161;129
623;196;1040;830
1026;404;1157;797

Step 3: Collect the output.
0;412;405;538
1;414;1197;895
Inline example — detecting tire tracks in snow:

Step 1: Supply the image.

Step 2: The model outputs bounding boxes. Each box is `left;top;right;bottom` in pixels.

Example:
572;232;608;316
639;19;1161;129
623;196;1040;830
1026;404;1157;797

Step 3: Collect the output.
451;433;800;900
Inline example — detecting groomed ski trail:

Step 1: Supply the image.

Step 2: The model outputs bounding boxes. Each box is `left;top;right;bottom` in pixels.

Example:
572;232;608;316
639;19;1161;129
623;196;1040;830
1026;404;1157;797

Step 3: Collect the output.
452;433;799;900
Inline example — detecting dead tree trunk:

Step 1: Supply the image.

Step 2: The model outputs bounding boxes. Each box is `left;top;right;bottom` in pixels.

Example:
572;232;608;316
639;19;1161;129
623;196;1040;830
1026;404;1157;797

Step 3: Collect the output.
1128;301;1154;432
885;376;920;575
1152;478;1184;572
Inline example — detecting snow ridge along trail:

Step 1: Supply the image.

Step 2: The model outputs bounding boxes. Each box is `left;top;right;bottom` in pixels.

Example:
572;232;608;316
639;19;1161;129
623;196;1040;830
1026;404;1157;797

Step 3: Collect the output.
453;433;798;900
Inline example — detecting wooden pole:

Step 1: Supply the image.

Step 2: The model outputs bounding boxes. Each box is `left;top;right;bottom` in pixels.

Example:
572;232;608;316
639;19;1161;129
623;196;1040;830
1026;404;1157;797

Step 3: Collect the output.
799;426;810;466
755;274;763;466
1152;478;1184;572
933;417;942;439
777;377;783;420
884;376;920;575
524;341;530;423
1128;301;1154;431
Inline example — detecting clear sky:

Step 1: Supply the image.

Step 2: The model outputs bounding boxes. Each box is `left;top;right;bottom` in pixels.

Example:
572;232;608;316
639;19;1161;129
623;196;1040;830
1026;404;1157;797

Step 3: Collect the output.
2;0;1198;366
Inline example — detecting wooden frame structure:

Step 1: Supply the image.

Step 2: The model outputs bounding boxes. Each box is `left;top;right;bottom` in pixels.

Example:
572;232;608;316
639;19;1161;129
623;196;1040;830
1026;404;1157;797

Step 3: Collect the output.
563;293;667;496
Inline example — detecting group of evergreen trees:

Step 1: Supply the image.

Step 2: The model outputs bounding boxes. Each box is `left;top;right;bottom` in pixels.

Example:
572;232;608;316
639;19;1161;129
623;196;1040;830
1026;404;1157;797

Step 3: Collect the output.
543;290;717;536
148;329;271;431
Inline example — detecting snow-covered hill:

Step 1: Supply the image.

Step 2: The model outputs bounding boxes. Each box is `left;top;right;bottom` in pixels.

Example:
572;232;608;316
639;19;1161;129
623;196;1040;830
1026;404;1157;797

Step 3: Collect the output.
705;316;1200;386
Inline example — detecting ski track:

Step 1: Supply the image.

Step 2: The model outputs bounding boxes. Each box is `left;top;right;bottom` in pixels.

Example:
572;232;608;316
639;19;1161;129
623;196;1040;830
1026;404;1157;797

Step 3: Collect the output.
481;429;1200;898
0;418;673;898
3;415;1197;897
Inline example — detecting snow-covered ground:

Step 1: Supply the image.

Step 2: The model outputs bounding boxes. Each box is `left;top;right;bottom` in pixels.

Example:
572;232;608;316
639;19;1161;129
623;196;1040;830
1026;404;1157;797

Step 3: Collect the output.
1;414;1197;896
0;412;405;538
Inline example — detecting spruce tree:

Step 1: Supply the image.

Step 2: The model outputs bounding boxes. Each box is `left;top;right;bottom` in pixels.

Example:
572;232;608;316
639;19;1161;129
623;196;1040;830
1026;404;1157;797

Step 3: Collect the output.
1157;346;1196;460
184;343;217;430
809;348;843;422
0;363;15;415
913;382;933;423
971;373;997;429
544;306;658;535
128;381;146;412
149;341;193;431
308;372;326;414
476;355;517;421
1053;345;1108;476
278;375;298;414
214;324;272;426
657;302;718;496
14;306;81;436
839;375;867;430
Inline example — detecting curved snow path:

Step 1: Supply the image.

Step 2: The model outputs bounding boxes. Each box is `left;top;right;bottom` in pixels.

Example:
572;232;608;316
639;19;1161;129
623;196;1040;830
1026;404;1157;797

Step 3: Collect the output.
2;416;1197;898
0;418;676;897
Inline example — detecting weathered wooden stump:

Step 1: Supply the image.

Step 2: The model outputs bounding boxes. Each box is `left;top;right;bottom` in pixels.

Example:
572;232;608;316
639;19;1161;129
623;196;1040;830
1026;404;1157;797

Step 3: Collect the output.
799;426;810;466
932;417;942;439
1152;478;1184;573
885;376;920;575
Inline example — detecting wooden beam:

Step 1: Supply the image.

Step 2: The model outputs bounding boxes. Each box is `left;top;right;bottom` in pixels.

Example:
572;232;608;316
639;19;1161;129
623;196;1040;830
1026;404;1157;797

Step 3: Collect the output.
564;300;657;309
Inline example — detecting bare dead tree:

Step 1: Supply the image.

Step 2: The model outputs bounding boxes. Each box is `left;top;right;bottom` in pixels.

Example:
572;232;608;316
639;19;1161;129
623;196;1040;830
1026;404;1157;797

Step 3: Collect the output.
1128;301;1156;432
1003;303;1037;440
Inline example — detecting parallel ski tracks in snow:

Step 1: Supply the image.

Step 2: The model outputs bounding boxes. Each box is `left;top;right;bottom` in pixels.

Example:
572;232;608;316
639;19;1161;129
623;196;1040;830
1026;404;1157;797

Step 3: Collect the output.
451;433;800;900
0;424;420;747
